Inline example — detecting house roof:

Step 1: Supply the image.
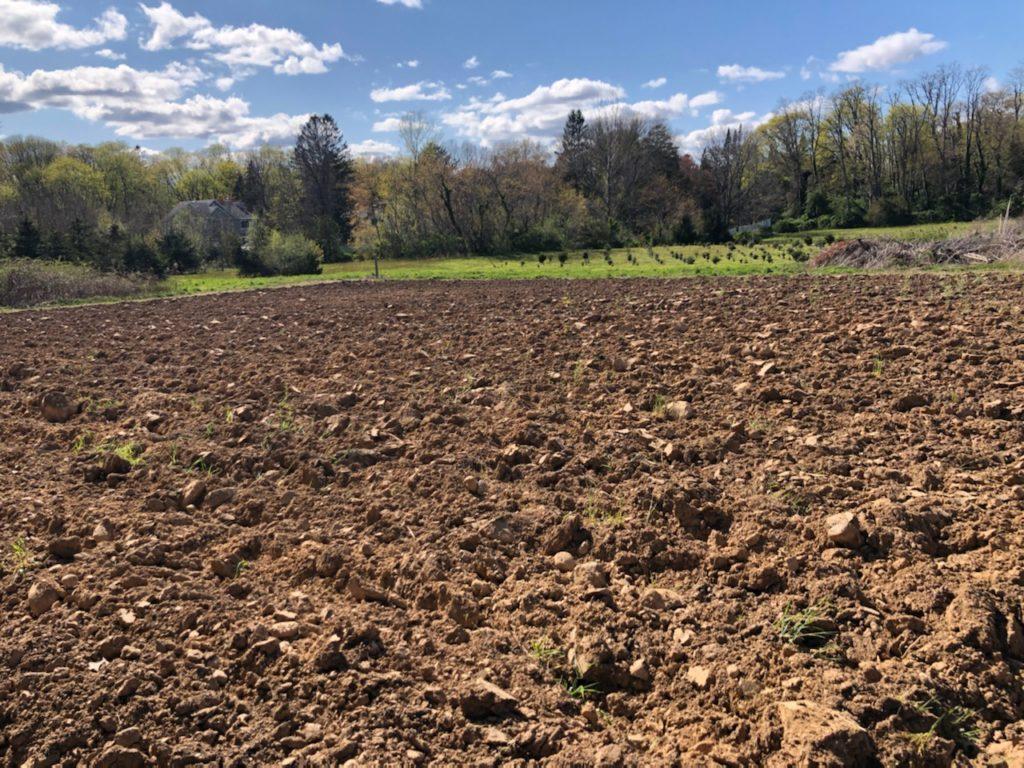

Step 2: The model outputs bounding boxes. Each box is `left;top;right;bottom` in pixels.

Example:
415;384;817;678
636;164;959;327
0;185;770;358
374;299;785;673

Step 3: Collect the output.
169;199;252;222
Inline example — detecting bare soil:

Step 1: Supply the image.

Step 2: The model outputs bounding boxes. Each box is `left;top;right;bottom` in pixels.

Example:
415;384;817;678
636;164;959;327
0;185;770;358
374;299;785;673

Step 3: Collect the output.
2;274;1023;767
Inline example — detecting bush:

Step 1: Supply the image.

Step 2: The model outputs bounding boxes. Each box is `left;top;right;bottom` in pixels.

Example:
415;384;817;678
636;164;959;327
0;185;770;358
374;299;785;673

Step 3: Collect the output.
158;231;201;274
0;260;155;308
122;237;167;278
238;230;323;277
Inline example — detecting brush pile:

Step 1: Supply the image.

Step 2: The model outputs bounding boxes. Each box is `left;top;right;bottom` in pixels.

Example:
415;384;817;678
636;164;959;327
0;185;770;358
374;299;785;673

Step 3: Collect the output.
812;221;1024;269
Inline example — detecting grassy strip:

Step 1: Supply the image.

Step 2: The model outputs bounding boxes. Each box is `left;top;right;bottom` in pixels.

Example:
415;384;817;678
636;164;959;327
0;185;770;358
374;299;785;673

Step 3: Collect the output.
2;220;1017;309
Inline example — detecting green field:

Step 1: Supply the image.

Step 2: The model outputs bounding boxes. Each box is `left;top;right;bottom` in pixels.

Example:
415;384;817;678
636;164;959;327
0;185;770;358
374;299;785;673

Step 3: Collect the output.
168;242;811;295
3;219;1017;311
769;220;996;243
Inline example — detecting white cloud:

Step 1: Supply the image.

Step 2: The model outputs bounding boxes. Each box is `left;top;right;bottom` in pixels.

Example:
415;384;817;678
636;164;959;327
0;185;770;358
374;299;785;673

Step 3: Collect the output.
689;91;723;109
717;64;785;83
377;0;423;7
140;2;345;77
95;48;125;60
675;109;771;157
350;139;401;158
0;0;127;50
983;76;1000;93
370;81;451;102
441;77;720;146
372;116;404;132
830;28;947;73
397;59;419;68
642;77;667;89
0;61;310;148
492;70;512;79
215;76;235;91
464;56;480;70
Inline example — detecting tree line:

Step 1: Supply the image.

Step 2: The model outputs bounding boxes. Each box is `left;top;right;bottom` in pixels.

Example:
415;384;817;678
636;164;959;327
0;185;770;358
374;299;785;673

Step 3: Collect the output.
0;62;1021;276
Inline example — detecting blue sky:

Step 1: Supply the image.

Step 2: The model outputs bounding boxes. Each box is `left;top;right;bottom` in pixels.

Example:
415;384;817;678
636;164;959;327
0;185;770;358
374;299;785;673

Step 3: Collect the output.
0;0;1021;156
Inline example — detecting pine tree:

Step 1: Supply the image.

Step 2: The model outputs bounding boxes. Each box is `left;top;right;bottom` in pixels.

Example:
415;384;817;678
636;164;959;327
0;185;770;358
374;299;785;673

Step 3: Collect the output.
13;218;41;260
556;110;592;193
293;114;354;262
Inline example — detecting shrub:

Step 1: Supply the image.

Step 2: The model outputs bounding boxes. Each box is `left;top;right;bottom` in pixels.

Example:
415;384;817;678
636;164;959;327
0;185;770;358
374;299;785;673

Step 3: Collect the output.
0;260;155;308
122;237;168;278
158;231;201;274
238;230;323;277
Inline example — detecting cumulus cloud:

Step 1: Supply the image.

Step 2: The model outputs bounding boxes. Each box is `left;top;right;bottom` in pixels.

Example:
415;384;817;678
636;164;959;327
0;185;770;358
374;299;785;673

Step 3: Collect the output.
140;2;345;77
441;77;720;146
95;48;126;60
675;108;770;157
397;59;419;68
492;70;512;79
372;116;404;132
642;77;667;89
350;139;401;157
830;28;947;73
0;0;126;50
717;64;785;83
377;0;423;7
370;81;451;102
0;61;309;148
463;56;480;70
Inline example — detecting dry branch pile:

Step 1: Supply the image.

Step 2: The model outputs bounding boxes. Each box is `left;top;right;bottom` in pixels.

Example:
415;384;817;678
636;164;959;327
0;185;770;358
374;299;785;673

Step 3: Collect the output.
812;222;1024;269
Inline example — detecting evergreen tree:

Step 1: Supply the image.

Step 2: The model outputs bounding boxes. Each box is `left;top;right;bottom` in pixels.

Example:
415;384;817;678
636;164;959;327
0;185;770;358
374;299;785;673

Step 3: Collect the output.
556;110;592;193
13;218;41;259
293;114;354;262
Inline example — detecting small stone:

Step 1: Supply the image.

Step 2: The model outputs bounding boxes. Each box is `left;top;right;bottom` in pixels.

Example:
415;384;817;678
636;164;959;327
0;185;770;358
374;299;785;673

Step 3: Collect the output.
687;665;713;689
463;476;481;495
95;746;146;768
210;669;228;687
312;634;348;672
47;536;82;560
113;728;143;748
575;561;608;588
180;479;207;508
270;621;300;640
776;700;875;766
640;587;684;611
206;487;236;510
629;658;651;682
552;551;576;572
894;393;929;412
825;512;863;549
858;663;882;684
663;400;693;421
97;634;129;660
459;679;519;720
40;391;77;423
27;579;61;617
595;743;626;767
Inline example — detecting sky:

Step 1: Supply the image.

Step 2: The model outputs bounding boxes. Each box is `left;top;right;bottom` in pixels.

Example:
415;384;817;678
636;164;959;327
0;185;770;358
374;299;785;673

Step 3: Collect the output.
0;0;1021;158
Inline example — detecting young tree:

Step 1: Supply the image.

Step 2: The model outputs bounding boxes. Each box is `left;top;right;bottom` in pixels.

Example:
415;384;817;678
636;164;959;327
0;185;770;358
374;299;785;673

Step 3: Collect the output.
293;114;354;262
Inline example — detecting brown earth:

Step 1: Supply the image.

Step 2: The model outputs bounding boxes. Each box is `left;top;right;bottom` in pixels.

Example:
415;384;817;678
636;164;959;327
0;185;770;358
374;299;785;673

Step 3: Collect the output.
2;273;1024;768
